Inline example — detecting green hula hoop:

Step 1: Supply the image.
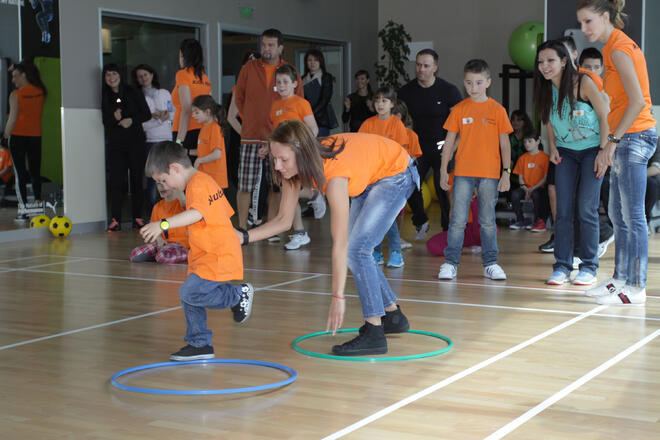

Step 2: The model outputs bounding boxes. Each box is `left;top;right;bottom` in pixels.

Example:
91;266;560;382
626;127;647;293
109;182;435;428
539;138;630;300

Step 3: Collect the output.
291;328;453;362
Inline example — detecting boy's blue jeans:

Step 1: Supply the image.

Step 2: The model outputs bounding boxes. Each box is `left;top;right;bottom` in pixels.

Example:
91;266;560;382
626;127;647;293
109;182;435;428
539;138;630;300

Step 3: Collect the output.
445;176;499;267
347;161;418;319
179;273;241;347
553;146;602;275
609;128;658;287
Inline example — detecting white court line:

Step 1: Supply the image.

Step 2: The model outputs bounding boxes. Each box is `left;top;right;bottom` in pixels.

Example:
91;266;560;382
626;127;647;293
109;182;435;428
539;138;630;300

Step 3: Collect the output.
0;274;323;352
321;306;607;440
0;257;90;274
483;327;660;440
0;255;54;264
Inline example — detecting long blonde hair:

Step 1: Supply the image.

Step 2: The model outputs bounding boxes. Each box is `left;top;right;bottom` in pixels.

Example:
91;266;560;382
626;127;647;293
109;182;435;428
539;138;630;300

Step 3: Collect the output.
577;0;627;29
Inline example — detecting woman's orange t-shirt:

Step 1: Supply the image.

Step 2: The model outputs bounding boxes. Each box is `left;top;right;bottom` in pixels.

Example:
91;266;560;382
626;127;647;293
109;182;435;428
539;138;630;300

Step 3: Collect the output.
185;172;242;282
513;151;549;188
321;133;410;197
444;97;513;179
405;127;423;158
12;84;44;137
197;121;228;189
270;95;313;129
602;29;656;133
150;198;189;249
358;115;409;148
171;68;212;132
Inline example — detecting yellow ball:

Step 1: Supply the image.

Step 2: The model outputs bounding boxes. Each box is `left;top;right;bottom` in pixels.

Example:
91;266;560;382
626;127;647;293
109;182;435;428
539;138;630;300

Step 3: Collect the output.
425;176;439;201
30;215;51;229
49;216;73;237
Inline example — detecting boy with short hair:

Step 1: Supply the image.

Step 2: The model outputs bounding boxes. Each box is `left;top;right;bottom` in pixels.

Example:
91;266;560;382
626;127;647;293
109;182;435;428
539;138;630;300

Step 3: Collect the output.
438;59;513;281
579;47;604;76
141;141;253;361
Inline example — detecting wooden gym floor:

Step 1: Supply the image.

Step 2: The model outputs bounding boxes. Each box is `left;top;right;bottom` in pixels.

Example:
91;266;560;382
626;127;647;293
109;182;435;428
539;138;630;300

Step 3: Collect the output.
0;206;658;439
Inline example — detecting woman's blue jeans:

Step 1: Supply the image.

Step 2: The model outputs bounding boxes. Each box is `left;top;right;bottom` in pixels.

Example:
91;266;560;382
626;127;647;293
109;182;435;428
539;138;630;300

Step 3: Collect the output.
608;128;658;287
553;146;602;275
347;161;418;319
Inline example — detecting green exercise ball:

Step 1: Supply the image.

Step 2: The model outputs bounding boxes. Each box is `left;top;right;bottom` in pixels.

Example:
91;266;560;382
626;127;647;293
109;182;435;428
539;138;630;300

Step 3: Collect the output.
508;21;544;71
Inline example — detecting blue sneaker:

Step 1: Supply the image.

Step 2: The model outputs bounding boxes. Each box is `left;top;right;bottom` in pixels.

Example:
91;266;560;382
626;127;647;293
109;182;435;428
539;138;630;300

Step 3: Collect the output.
386;251;404;268
547;270;569;285
372;250;384;265
573;271;596;286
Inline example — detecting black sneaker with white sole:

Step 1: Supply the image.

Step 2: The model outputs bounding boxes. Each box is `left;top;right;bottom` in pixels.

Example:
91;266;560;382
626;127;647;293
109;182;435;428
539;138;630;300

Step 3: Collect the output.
231;283;254;324
170;344;214;361
539;234;554;253
332;322;387;356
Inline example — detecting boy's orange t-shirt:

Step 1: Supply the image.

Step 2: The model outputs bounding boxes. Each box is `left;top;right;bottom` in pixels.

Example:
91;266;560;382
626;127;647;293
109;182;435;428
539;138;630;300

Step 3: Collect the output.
0;148;13;182
150;198;189;249
270;95;313;129
185;171;243;282
321;133;410;197
405;127;423;158
197;121;228;188
171;68;212;132
12;84;44;137
602;29;656;133
513;151;549;188
444;97;513;179
358;115;409;148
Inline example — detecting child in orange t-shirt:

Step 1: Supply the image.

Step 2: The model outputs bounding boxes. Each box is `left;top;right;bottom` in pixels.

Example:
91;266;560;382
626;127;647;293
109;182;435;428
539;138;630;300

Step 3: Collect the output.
191;95;228;190
141;141;253;361
439;59;513;281
509;129;549;232
0;142;14;185
270;64;321;250
130;184;189;264
359;86;409;268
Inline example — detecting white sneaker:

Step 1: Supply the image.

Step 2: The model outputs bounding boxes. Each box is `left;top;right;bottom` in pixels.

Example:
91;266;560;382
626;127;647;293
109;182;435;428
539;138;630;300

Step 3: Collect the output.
284;232;310;250
267;235;281;243
484;264;507;280
585;278;625;297
437;263;457;280
598;234;615;258
308;192;326;219
572;271;597;286
400;238;413;250
596;285;646;305
414;221;429;241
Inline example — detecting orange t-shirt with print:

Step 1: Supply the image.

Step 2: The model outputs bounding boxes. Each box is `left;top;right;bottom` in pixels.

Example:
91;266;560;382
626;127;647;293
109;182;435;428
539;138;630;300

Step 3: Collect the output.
150;198;189;249
513;151;549;188
578;68;603;92
358;115;409;148
172;68;212;132
12;84;44;136
197;121;228;189
405;127;423;158
270;95;313;129
0;148;13;183
185;172;242;282
321;133;410;197
602;29;656;133
444;97;513;179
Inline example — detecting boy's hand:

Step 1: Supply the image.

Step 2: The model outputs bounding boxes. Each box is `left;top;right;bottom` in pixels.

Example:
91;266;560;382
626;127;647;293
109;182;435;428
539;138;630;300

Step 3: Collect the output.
497;172;510;192
439;170;451;191
118;118;132;128
140;222;162;243
524;187;532;200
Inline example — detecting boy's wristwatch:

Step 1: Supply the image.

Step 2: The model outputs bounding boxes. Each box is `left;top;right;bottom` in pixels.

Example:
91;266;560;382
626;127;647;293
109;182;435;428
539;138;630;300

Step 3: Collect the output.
160;219;170;239
237;227;249;246
504;168;512;174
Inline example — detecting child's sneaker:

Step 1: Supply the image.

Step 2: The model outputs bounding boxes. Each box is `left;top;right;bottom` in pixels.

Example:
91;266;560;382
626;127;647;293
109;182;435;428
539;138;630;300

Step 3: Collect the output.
372;250;384;265
547;270;569;285
573;271;596;285
484;264;507;280
170;344;214;361
585;278;625;297
509;220;525;230
414;221;429;241
284;232;310;250
307;192;326;219
332;322;387;356
530;219;546;232
386;251;404;268
231;283;254;324
438;263;457;280
400;238;413;249
107;218;120;232
596;285;646;306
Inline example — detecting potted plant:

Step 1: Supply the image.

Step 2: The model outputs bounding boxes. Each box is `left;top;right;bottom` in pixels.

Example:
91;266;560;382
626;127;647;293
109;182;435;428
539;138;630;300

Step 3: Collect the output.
374;20;412;88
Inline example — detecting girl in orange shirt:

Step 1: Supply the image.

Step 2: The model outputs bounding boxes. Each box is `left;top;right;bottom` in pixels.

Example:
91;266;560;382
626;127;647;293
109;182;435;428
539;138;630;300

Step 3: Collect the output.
191;95;228;191
241;120;419;356
359;86;408;268
578;0;658;305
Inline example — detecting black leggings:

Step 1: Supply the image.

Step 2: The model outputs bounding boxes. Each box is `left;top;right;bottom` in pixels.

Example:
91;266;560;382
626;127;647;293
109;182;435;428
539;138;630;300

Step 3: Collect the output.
9;135;41;203
108;143;146;221
415;152;451;230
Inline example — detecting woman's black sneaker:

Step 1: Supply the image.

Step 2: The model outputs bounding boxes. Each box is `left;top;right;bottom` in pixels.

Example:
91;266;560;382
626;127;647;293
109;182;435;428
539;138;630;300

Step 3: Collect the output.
169;344;214;361
539;234;554;253
358;305;409;335
332;322;387;356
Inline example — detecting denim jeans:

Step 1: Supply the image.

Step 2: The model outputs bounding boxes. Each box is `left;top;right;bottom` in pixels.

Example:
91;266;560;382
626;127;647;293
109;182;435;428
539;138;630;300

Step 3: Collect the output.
445;176;499;267
609;128;658;287
347;160;418;319
179;273;241;347
374;220;401;254
553;147;602;275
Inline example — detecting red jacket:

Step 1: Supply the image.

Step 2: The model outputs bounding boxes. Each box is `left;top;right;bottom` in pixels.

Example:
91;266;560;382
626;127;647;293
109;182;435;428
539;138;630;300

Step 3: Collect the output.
234;58;304;143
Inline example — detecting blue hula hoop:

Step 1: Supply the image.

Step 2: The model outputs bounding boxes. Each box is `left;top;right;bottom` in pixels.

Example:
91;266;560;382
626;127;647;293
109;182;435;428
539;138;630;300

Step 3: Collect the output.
110;359;297;395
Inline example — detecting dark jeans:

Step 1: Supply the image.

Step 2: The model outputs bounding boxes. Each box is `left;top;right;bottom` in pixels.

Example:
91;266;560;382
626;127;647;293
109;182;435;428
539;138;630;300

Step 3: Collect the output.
510;187;548;222
416;152;450;230
9;135;41;203
645;176;660;221
108;142;146;221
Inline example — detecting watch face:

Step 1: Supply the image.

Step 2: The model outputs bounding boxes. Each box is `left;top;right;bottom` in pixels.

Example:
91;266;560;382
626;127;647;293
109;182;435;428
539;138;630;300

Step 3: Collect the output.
161;220;169;230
